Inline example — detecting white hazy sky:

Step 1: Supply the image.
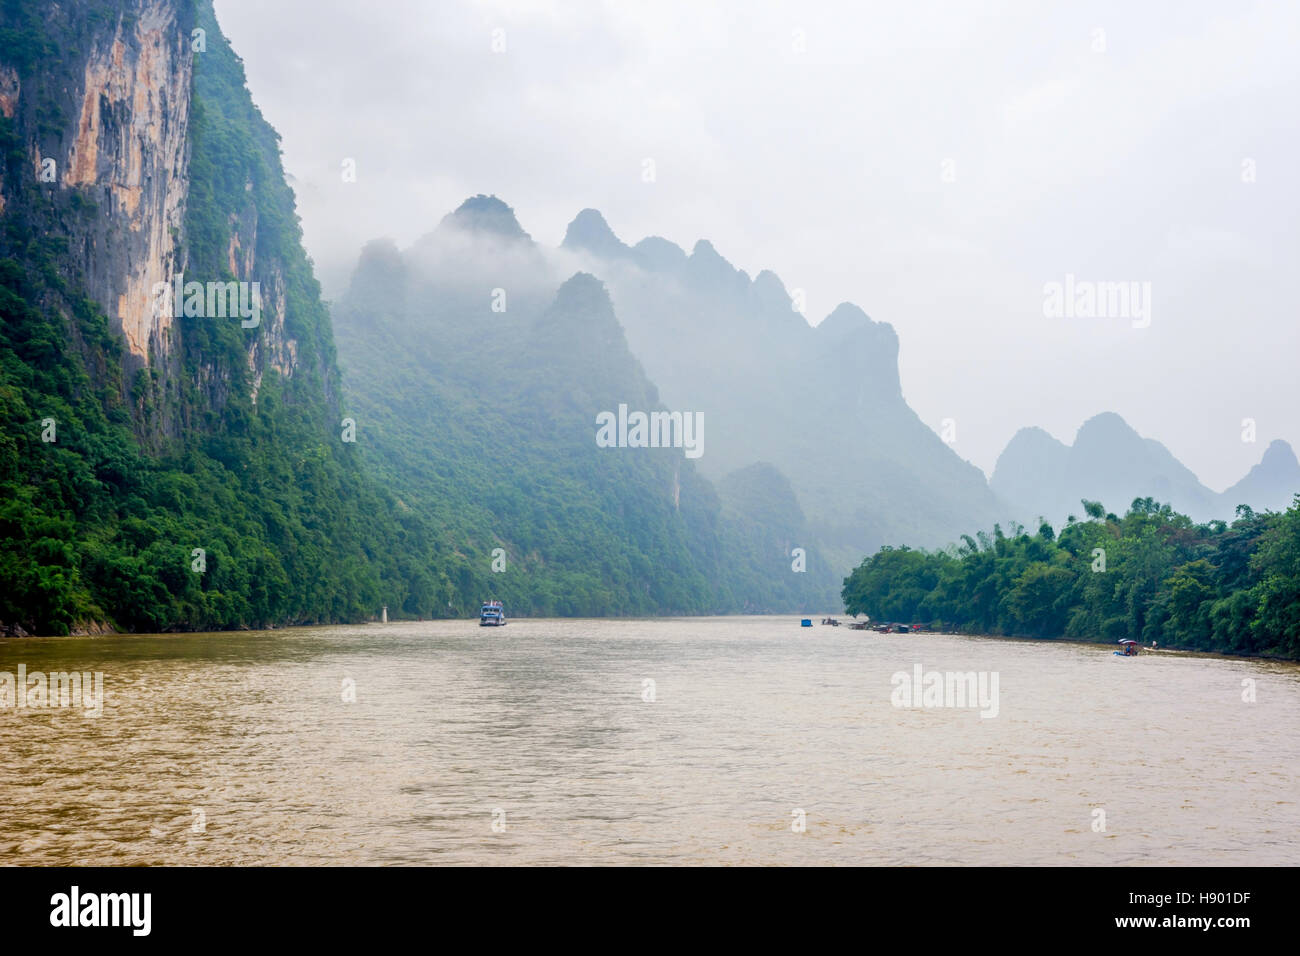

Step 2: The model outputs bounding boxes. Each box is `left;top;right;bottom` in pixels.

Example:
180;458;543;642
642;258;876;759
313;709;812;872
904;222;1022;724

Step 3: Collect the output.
215;0;1299;490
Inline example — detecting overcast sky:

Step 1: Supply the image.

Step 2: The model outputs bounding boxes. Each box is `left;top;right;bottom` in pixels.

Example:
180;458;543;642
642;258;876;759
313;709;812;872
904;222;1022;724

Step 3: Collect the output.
215;0;1299;491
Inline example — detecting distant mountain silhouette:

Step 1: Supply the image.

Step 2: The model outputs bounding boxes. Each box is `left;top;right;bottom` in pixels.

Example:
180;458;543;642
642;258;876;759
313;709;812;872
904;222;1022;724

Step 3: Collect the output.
1222;439;1300;514
992;412;1299;524
989;427;1071;524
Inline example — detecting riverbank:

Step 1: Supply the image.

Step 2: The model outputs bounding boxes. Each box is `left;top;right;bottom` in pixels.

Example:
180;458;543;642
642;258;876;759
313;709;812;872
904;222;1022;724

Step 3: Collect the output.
889;625;1300;662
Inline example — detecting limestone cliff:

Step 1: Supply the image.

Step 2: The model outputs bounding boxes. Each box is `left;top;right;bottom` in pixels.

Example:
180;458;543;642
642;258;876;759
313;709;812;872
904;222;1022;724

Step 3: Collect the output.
62;0;191;367
0;1;402;635
0;0;324;442
1;1;191;384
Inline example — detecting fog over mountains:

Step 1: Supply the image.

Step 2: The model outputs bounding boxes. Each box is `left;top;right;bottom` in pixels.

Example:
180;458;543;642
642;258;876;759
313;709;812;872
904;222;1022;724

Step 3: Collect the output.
335;196;1298;577
339;195;1015;575
215;0;1300;499
332;196;842;614
558;206;1003;569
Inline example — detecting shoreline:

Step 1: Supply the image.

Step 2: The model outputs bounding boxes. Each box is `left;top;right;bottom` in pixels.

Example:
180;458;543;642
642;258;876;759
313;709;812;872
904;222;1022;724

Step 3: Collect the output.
899;626;1300;663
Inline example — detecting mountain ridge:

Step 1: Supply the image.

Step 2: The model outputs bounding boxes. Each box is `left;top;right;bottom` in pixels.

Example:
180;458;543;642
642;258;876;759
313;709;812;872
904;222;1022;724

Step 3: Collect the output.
993;413;1299;524
557;204;1007;569
331;196;842;615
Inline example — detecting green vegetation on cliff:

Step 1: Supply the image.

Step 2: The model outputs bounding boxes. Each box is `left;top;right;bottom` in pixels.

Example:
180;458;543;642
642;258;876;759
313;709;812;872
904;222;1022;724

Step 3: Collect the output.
0;1;448;633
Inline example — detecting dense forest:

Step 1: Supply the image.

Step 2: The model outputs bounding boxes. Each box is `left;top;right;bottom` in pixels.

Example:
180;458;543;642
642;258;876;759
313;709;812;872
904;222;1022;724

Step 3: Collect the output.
842;496;1300;658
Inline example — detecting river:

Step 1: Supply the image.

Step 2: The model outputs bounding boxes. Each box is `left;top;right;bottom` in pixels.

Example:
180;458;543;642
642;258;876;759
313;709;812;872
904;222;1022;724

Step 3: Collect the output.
1;617;1296;865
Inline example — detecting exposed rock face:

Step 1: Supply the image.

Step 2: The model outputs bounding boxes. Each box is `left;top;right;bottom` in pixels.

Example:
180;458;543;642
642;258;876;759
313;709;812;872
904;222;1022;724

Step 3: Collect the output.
0;0;316;437
0;65;17;118
247;265;298;402
0;66;16;213
54;1;191;367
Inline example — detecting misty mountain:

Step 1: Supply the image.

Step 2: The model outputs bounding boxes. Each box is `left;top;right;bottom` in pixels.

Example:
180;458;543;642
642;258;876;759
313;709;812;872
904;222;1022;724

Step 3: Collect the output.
331;196;840;614
560;209;1007;569
1222;440;1300;514
992;412;1299;525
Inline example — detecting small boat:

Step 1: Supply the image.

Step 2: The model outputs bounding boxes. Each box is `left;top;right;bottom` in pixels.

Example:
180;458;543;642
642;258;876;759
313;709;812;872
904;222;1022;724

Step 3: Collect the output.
821;617;842;626
479;600;507;627
1114;639;1138;656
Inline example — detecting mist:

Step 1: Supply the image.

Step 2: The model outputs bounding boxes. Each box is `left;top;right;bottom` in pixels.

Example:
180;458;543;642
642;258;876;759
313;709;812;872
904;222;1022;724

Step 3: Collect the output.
216;0;1300;491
